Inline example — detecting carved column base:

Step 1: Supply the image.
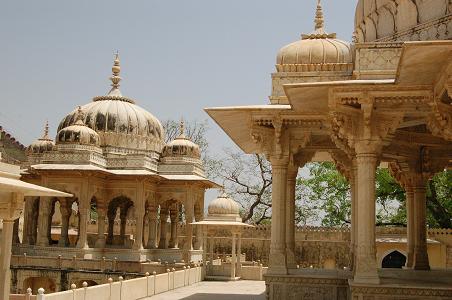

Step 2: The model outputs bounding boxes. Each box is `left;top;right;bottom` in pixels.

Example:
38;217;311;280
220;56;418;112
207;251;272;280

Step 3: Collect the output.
268;251;287;275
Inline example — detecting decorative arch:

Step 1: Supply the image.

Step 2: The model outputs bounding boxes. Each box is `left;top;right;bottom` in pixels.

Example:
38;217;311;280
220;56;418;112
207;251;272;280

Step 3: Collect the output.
106;196;134;247
381;250;407;268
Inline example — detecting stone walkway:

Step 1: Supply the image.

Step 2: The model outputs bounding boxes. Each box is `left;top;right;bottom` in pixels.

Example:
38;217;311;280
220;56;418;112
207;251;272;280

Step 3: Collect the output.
146;280;266;300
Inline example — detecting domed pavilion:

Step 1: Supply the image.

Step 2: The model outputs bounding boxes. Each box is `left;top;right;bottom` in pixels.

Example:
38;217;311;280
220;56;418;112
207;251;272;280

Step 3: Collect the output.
20;54;218;264
192;191;252;281
206;0;452;299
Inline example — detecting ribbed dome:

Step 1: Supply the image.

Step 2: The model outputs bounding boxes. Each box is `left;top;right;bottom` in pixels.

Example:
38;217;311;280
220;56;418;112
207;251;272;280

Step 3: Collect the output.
57;107;100;146
208;192;240;216
276;1;352;72
277;38;352;65
162;121;201;159
57;55;164;152
28;122;54;154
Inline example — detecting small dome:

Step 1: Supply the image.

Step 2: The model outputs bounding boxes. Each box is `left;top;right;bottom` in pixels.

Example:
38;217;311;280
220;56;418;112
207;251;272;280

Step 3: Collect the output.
276;1;352;72
208;192;240;216
57;54;164;152
56;107;100;146
28;121;55;154
162;120;201;159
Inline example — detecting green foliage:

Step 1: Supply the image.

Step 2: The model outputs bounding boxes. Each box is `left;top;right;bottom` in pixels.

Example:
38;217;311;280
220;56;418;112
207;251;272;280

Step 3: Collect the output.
297;162;350;227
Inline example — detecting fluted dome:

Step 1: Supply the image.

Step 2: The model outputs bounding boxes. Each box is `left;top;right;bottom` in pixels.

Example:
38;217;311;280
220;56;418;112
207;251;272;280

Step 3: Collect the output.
276;1;352;72
162;121;201;159
57;107;100;146
355;0;451;42
57;55;164;152
208;192;240;216
28;122;54;154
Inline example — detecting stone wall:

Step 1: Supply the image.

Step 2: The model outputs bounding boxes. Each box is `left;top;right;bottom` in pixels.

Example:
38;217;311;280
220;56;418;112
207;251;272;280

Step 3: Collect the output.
19;266;203;300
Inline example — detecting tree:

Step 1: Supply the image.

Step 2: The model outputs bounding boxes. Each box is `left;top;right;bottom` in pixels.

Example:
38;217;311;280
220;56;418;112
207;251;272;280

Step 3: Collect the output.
210;151;273;224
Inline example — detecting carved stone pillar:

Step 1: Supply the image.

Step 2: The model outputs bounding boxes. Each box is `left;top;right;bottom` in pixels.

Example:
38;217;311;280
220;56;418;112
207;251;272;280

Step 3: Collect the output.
354;143;379;284
350;159;358;272
285;166;298;269
185;192;195;261
133;211;145;250
194;208;203;250
0;219;14;300
268;157;288;275
22;197;32;245
158;208;169;249
405;186;415;268
231;232;236;279
58;202;70;247
147;208;158;249
36;197;50;247
95;206;106;248
413;184;430;270
236;232;242;278
168;207;178;249
13;218;20;244
76;205;89;249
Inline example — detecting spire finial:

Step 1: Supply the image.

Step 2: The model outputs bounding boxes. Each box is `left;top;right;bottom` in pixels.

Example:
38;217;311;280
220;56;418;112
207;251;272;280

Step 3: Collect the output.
179;118;185;138
314;0;324;31
75;106;86;126
43;120;49;139
109;51;122;94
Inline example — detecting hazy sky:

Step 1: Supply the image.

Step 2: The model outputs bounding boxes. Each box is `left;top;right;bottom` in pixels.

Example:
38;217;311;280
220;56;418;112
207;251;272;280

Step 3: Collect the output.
2;0;357;152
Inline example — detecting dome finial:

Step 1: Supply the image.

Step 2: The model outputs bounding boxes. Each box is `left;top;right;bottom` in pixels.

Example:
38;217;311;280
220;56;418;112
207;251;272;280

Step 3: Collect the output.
179;118;185;137
75;106;86;126
314;0;324;31
108;51;122;96
42;120;50;140
301;0;336;39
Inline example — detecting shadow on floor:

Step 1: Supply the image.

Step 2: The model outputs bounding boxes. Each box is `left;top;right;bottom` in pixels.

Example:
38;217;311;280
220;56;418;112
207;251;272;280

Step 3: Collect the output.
180;293;266;300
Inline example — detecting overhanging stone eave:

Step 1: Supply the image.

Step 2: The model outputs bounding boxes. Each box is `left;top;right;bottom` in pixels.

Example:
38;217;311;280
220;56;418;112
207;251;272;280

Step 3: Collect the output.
284;79;396;113
204;105;292;154
395;40;452;86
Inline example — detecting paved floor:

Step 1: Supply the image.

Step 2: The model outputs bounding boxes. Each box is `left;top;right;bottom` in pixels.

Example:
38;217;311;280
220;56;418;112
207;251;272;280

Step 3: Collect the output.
146;280;266;300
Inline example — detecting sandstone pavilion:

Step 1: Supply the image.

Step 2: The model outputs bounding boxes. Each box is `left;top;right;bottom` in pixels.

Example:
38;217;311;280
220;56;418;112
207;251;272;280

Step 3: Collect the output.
206;0;452;299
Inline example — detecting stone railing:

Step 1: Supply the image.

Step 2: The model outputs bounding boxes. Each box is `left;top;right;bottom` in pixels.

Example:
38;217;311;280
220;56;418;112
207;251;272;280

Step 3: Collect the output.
30;266;203;300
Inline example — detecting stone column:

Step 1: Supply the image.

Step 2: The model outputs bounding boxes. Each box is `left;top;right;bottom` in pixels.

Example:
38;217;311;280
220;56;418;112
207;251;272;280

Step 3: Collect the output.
120;209;127;243
146;208;157;249
95;206;106;248
350;159;358;272
236;232;242;277
185;193;195;261
405;186;415;268
76;205;89;249
168;208;178;248
268;157;288;274
413;183;430;270
230;233;236;279
22;197;32;245
286;166;298;269
158;208;169;249
58;203;70;246
13;218;20;244
36;197;50;247
133;211;145;250
194;209;203;250
147;208;158;249
0;219;14;300
353;143;379;284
